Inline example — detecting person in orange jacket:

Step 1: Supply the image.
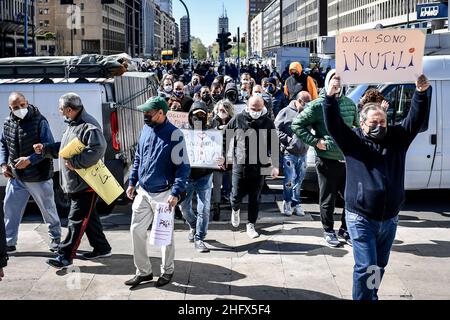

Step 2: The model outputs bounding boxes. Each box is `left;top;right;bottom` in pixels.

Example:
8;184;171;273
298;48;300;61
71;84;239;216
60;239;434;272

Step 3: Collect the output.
284;62;318;102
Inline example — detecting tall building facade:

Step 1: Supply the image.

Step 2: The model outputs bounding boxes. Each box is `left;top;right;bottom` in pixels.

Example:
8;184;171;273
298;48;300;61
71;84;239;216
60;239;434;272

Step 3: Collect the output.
218;10;229;33
247;0;273;56
125;0;143;57
327;0;448;35
143;0;155;58
161;10;175;51
282;0;320;53
154;0;172;16
250;12;263;57
35;0;56;56
262;0;281;56
153;4;162;57
180;15;189;59
0;0;36;57
52;0;126;56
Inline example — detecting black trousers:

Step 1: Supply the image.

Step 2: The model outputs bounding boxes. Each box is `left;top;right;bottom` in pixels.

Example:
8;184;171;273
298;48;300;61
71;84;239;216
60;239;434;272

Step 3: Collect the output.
59;191;111;260
231;165;265;224
315;157;347;233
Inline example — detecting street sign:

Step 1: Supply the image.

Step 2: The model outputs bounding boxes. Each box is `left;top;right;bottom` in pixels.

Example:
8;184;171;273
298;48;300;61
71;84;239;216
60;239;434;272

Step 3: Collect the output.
416;2;448;20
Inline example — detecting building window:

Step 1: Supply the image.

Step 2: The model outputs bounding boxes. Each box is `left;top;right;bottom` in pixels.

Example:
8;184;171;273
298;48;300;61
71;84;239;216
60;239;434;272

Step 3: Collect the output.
41;45;48;51
80;3;84;10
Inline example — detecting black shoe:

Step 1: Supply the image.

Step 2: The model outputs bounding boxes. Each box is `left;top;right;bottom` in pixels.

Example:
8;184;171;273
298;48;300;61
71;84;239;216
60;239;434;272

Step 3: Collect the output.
81;251;112;260
124;274;153;287
338;229;353;246
6;246;16;253
156;273;173;287
46;255;73;269
212;204;220;221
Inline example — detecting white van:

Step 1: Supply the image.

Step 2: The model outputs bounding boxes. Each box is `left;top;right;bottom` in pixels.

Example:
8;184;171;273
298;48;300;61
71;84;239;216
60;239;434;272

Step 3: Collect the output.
302;54;450;192
0;58;159;214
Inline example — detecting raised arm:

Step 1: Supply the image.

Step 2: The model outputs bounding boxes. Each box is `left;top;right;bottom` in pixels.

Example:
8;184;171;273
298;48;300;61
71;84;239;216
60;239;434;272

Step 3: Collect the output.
323;76;361;155
399;75;431;146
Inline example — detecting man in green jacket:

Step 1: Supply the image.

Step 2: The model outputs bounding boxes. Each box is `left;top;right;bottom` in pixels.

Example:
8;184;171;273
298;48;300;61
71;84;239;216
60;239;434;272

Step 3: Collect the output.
292;69;359;248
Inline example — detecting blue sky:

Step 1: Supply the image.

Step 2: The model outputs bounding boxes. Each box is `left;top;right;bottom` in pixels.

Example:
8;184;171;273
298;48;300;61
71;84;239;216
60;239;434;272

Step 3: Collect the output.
173;0;247;47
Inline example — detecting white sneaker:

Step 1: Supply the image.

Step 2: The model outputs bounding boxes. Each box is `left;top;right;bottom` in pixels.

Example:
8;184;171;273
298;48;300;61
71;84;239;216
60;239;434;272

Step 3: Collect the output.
293;205;305;217
246;223;259;239
231;209;240;228
283;201;292;216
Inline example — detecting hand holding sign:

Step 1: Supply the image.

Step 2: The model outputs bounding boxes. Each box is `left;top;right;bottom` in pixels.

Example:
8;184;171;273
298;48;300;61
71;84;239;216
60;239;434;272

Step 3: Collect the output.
327;75;341;97
416;74;430;92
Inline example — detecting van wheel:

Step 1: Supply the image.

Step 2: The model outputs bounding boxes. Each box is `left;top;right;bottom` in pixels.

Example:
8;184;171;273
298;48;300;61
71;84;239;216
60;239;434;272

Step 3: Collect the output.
96;200;116;215
54;184;70;218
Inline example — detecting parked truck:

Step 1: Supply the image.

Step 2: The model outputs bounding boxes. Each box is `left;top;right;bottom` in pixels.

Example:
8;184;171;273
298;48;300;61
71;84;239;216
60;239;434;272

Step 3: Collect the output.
0;55;159;215
274;47;311;73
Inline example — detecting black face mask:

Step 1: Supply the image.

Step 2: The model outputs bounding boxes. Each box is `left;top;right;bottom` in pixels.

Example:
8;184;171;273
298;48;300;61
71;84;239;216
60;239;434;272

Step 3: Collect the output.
144;114;158;127
212;93;223;101
293;72;302;82
192;116;207;129
192;79;199;85
366;125;387;142
202;94;211;103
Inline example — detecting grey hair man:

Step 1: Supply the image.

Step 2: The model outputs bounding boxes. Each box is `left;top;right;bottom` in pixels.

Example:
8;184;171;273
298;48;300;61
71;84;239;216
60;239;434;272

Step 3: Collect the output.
323;74;431;300
34;92;111;269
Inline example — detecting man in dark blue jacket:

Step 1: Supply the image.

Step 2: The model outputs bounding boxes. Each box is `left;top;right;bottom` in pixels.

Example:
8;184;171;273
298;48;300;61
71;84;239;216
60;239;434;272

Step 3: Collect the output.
323;74;431;300
125;96;190;288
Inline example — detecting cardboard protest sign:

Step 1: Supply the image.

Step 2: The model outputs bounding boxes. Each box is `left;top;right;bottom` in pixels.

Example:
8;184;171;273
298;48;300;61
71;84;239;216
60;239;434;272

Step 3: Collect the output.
149;203;173;247
59;138;124;205
336;29;426;85
167;111;189;128
181;129;223;169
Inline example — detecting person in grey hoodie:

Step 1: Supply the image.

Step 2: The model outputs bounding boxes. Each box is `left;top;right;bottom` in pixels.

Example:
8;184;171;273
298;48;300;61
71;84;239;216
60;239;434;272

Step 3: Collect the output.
34;93;111;269
275;91;311;216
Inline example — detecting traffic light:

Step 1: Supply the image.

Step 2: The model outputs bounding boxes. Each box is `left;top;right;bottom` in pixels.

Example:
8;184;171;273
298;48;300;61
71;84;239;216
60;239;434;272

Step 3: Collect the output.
216;32;232;53
224;32;232;51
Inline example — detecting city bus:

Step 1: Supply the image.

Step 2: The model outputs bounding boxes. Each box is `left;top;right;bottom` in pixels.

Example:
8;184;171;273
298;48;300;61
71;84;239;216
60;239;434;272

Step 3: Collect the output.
161;50;174;65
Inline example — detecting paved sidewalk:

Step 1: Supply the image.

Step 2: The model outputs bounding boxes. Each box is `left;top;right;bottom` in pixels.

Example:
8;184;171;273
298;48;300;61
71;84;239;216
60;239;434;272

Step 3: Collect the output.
1;195;450;300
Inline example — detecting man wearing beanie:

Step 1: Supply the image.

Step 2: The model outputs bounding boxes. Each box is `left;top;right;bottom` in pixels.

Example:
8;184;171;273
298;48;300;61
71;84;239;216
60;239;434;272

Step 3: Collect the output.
292;69;359;248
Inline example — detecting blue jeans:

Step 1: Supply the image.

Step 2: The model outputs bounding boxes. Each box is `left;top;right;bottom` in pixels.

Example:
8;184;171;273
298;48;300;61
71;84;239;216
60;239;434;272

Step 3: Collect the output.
346;211;399;300
4;178;61;246
180;174;213;241
282;154;306;206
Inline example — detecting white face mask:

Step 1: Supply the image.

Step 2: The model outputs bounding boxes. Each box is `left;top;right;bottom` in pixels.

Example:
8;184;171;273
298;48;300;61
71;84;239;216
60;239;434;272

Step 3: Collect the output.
13;108;28;119
247;108;263;120
164;85;173;93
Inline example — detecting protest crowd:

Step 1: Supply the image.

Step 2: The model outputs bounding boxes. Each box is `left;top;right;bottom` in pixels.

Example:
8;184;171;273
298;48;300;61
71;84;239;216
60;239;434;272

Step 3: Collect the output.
0;57;431;301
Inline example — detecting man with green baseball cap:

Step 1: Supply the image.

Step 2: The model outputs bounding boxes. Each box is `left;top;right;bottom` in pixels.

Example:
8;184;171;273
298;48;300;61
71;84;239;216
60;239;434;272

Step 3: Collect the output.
137;96;169;128
126;94;190;288
137;96;169;114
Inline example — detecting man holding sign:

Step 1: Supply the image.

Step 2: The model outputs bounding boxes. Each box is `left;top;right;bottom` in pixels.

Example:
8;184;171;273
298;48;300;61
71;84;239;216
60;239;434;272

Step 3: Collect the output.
125;96;190;288
323;74;431;300
34;93;112;269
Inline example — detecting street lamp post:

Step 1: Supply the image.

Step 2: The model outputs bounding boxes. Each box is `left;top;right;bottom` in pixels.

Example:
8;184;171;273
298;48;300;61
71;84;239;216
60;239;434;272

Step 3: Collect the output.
179;0;191;68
